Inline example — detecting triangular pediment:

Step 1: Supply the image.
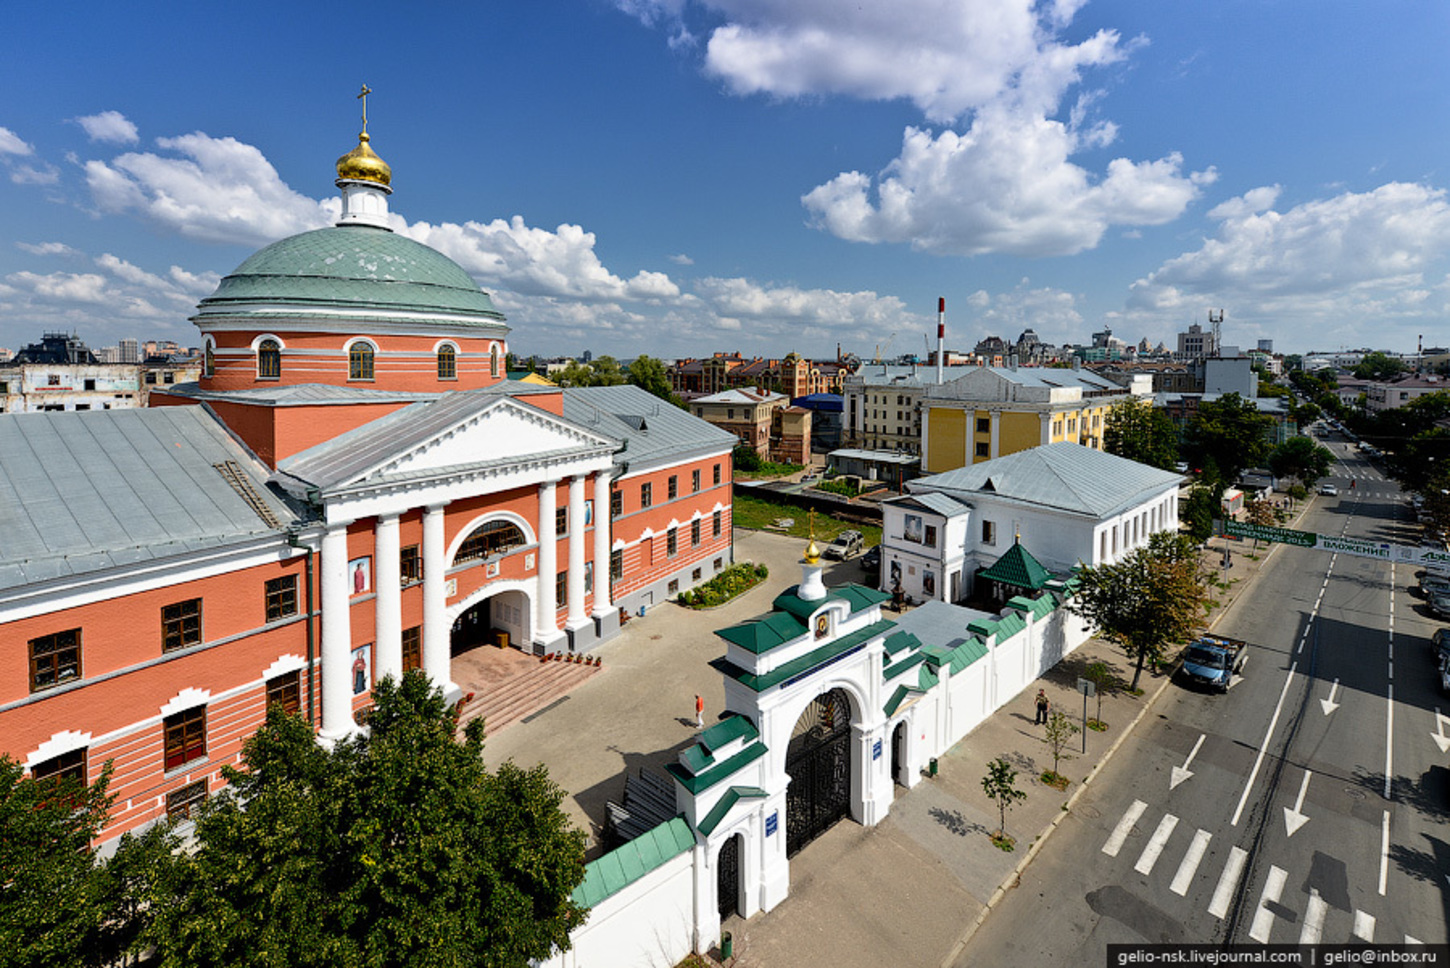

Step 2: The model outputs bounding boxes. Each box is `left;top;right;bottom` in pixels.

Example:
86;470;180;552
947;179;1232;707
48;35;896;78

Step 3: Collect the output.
378;398;616;480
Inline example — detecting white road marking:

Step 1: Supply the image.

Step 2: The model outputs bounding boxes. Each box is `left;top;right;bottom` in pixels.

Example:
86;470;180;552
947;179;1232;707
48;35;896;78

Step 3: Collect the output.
1249;865;1288;943
1208;846;1248;919
1353;910;1376;942
1380;810;1391;896
1321;679;1341;716
1134;813;1179;875
1385;685;1394;800
1102;799;1147;857
1170;828;1211;896
1284;769;1313;836
1170;734;1205;790
1233;660;1299;826
1300;889;1328;944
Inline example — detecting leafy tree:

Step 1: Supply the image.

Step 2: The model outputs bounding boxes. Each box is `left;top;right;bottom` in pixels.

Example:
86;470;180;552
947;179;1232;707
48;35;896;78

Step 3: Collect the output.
1068;532;1212;692
1082;661;1114;725
1181;392;1274;485
146;673;587;968
0;757;112;966
1267;435;1335;490
1181;485;1217;543
1102;399;1180;470
1374;392;1450;491
732;442;764;472
980;757;1027;843
625;354;679;405
1353;351;1408;381
1042;711;1080;781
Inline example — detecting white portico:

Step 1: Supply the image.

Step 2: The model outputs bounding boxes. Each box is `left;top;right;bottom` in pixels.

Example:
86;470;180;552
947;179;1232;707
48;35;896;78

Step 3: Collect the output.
275;390;618;742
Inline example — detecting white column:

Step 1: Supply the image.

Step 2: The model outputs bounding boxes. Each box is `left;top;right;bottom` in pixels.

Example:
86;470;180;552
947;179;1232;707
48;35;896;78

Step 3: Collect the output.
319;522;354;743
536;480;560;646
374;513;402;684
592;468;613;618
422;504;456;697
989;410;1000;461
1039;411;1051;445
567;475;587;629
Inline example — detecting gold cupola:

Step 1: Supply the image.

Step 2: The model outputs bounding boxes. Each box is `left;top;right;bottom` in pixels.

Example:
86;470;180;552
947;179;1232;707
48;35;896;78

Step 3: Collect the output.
335;132;392;187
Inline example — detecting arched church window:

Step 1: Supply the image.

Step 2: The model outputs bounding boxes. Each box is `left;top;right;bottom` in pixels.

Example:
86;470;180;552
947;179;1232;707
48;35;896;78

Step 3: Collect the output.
490;345;500;378
349;342;375;381
257;339;281;380
204;343;215;378
438;345;457;380
455;520;526;564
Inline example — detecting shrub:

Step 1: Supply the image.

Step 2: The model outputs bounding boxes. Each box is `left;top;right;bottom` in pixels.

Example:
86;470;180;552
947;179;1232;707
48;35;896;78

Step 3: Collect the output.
679;563;766;609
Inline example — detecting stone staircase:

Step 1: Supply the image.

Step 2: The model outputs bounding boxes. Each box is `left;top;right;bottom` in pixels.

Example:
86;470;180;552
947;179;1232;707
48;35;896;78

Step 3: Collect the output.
455;654;601;738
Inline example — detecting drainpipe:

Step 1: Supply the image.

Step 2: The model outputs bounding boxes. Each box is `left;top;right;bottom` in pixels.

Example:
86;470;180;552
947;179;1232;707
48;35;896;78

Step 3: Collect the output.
287;528;319;728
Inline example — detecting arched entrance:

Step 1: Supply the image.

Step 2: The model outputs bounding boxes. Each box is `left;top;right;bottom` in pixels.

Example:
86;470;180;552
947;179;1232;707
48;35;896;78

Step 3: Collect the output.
891;720;907;787
450;588;531;655
716;833;742;919
785;688;853;856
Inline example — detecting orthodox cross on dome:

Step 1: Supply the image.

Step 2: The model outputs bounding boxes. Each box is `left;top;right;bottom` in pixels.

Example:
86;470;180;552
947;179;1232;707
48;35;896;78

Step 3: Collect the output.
357;84;372;133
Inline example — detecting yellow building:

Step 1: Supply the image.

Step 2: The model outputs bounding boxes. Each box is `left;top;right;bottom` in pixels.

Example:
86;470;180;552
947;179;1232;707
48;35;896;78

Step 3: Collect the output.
921;365;1147;474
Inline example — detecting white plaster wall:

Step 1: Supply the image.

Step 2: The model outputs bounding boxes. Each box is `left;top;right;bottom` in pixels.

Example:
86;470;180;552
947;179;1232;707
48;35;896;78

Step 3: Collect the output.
538;851;695;968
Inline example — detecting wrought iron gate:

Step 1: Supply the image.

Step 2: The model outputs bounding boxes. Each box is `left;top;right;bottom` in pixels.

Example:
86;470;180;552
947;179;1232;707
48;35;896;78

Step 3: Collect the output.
716;834;740;919
785;689;852;857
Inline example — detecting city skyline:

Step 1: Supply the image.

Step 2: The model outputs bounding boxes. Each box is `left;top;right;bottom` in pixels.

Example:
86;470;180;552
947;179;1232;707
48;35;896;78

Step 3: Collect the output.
2;2;1448;361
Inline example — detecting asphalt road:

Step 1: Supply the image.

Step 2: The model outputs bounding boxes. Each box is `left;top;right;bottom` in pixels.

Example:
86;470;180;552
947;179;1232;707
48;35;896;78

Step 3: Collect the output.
957;437;1449;963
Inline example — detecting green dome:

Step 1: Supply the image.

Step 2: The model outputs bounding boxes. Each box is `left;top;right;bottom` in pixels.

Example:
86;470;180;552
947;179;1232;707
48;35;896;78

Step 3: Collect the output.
195;225;504;323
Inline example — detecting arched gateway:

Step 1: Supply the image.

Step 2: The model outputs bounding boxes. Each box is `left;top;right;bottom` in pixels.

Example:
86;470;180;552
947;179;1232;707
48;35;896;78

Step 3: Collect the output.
785;688;854;855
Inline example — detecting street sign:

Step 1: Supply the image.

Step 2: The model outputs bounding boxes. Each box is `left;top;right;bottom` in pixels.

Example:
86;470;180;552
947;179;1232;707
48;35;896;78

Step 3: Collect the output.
1076;678;1095;697
1225;520;1435;564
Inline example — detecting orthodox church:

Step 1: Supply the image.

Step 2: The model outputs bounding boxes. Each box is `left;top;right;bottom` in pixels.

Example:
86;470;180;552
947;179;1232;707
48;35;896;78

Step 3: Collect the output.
0;116;736;848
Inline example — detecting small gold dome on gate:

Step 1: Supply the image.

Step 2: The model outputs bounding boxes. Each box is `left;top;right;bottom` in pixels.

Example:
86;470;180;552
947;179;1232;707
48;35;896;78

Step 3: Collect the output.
336;132;392;187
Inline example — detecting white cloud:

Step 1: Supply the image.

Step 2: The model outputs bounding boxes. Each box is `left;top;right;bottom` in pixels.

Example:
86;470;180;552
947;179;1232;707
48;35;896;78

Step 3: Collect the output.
75;110;139;145
6;271;111;304
16;241;77;256
83;132;335;246
668;253;695;265
10;163;59;185
689;277;922;347
1124;182;1450;342
803;114;1210;257
0;127;32;156
956;281;1084;346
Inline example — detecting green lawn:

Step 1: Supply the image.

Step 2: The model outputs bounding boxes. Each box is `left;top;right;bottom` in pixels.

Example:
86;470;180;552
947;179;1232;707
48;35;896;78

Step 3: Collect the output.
732;492;882;547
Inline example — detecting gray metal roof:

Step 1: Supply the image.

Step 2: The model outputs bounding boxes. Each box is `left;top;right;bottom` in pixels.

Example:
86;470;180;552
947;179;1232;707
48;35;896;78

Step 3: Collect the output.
889;600;996;646
0;407;298;591
884;491;970;517
562;385;738;470
829;448;920;465
158;382;444;407
911;442;1182;518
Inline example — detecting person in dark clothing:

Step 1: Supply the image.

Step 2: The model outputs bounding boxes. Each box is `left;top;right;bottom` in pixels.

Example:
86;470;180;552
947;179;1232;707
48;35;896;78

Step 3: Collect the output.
1034;689;1050;725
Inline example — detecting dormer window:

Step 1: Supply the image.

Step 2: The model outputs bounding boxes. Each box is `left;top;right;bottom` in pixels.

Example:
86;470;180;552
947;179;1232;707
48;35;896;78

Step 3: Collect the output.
203;342;215;378
437;345;456;380
257;339;281;380
349;342;375;381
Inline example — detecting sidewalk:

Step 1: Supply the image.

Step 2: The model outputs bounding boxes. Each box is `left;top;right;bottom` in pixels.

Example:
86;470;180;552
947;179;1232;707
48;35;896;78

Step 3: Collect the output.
480;521;1284;967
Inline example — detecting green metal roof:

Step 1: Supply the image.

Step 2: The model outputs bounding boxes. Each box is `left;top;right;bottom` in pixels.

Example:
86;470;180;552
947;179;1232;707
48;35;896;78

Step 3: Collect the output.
665;742;769;795
883;652;927;683
716;611;807;654
195;226;505;323
978;542;1053;590
711;618;896;693
699;714;758;753
697;786;768;837
883;629;921;658
771;582;890;622
571;817;695;908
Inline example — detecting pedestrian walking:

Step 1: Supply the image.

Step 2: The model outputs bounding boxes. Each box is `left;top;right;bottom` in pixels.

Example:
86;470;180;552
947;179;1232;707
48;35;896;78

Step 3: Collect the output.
695;694;704;729
1033;689;1049;725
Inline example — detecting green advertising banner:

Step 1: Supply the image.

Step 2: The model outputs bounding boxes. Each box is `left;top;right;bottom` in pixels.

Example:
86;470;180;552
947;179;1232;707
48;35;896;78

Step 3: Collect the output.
1226;519;1448;566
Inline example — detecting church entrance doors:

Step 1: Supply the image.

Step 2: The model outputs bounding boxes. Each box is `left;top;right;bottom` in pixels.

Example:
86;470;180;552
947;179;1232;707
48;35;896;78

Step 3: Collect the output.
716;833;742;919
785;688;853;857
450;588;530;656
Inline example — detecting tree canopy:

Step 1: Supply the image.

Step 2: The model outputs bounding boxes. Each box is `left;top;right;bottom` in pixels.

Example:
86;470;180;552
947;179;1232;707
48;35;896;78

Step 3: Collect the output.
1353;351;1408;381
625;354;680;406
1102;398;1180;470
1267;435;1335;490
1068;532;1212;691
145;672;587;968
1181;392;1275;485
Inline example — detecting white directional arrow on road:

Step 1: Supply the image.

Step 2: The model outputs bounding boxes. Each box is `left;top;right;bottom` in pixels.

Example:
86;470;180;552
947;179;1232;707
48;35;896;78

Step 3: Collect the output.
1433;709;1450;755
1170;733;1206;790
1284;769;1313;836
1320;679;1341;716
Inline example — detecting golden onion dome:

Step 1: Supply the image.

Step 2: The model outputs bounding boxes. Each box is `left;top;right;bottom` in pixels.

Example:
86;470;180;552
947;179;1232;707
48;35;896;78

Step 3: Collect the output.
336;132;392;187
805;538;821;564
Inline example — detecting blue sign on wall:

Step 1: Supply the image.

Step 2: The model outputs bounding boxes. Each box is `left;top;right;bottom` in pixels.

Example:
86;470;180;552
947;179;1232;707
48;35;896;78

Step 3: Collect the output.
765;812;778;837
872;739;883;761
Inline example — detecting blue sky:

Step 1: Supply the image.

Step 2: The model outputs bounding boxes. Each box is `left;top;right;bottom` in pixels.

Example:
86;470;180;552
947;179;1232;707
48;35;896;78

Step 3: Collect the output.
2;1;1448;363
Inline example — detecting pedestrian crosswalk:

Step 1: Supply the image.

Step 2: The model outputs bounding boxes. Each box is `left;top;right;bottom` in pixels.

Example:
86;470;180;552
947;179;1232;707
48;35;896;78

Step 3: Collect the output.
1100;800;1415;944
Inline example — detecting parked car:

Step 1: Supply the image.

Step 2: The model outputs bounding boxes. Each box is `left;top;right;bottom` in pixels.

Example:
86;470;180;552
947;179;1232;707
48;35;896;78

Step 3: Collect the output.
860;545;881;572
1432;627;1450;660
1420;574;1450;598
1318;483;1338;496
800;473;821;485
823;530;863;559
1428;591;1450;619
1178;634;1249;693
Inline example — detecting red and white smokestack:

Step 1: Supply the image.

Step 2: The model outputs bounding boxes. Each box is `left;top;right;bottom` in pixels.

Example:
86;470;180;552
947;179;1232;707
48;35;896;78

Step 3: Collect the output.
936;297;945;384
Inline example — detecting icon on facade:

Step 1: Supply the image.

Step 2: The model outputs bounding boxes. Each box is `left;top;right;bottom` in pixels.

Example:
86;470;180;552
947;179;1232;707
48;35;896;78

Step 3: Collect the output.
351;643;372;695
349;556;372;595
